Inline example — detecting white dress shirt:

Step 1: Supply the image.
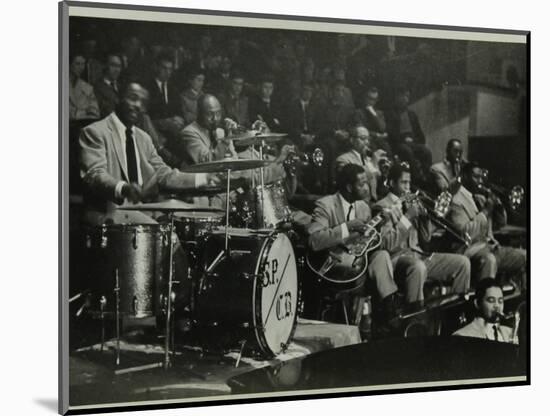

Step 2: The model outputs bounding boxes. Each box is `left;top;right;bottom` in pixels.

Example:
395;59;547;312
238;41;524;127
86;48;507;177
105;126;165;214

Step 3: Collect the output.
338;193;355;240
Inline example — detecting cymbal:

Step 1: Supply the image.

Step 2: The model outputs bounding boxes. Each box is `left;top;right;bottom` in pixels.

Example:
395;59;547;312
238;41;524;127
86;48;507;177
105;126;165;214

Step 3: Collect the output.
233;133;288;147
180;159;273;173
163;180;248;197
116;199;224;212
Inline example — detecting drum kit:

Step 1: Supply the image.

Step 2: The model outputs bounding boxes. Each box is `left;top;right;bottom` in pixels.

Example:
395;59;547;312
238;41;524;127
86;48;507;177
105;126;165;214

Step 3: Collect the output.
81;133;302;371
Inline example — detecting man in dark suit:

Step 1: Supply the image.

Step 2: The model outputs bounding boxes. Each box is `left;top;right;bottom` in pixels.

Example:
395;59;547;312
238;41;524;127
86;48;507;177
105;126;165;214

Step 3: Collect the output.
79;82;218;225
352;87;392;156
93;52;123;118
284;82;323;150
308;164;403;322
218;70;250;127
248;76;284;132
144;53;181;121
385;88;432;183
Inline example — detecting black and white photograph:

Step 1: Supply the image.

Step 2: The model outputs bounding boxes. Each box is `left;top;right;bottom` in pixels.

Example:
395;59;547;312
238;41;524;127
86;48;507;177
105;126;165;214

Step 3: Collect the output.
58;1;530;414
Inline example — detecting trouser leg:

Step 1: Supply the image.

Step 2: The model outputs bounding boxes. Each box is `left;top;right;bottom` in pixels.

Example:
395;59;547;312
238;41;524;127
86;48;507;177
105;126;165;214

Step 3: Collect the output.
367;250;398;300
494;246;527;290
425;252;471;294
393;255;427;303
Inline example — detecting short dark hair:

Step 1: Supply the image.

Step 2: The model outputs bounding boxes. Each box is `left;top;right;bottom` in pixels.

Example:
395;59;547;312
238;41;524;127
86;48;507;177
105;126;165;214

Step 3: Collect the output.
446;138;462;152
463;161;481;177
231;68;245;80
475;278;503;304
336;164;365;192
155;52;174;66
388;162;411;183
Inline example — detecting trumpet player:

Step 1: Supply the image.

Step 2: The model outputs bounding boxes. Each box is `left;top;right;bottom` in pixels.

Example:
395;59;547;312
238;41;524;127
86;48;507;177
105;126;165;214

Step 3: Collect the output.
374;162;471;305
431;138;465;194
448;162;526;289
335;125;388;201
453;278;519;344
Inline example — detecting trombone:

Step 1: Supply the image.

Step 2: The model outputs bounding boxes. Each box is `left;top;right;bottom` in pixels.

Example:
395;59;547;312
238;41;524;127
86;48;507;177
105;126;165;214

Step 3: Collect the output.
410;188;472;246
480;169;525;212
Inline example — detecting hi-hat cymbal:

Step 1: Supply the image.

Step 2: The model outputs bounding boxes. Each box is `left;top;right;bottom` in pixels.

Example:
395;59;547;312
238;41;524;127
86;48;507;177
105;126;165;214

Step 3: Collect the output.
233;133;288;147
116;199;224;212
180;159;273;173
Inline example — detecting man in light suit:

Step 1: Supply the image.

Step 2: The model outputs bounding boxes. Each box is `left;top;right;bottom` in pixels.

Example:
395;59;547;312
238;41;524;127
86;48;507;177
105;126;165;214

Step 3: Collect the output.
430;138;464;193
79;82;217;225
308;164;403;322
448;162;526;289
374;163;470;305
454;278;518;343
175;94;238;166
335;126;388;201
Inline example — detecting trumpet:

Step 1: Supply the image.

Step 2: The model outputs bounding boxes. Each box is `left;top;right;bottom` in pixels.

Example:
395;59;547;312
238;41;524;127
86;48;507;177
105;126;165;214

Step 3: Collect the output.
410;188;472;246
480;169;525;212
283;147;324;176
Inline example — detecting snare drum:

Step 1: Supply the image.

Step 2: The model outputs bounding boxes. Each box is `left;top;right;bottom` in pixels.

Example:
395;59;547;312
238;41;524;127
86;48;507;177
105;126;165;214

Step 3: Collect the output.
83;224;171;318
195;230;298;357
174;211;225;242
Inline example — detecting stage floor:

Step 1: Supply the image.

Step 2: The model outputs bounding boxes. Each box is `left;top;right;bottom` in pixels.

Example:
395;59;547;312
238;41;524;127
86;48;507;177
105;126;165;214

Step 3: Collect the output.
69;318;361;409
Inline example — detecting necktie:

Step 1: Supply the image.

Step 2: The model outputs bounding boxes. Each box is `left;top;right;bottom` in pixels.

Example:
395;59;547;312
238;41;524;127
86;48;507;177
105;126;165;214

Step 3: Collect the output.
492;325;499;341
361;154;366;166
162;82;168;105
210;129;218;149
112;81;118;93
346;204;354;221
125;128;138;183
303;102;308;132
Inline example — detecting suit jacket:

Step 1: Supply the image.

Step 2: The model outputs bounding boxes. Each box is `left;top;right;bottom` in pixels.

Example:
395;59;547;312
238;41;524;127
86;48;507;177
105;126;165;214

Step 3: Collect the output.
386;109;426;145
431;160;455;192
334;151;379;201
93;79;120;118
219;92;250;127
69;78;100;120
353;107;387;136
79;112;196;214
308;193;372;252
180;88;201;125
374;192;432;256
144;78;181;120
176;121;237;166
248;96;284;132
284;99;323;148
448;185;489;245
453;317;517;344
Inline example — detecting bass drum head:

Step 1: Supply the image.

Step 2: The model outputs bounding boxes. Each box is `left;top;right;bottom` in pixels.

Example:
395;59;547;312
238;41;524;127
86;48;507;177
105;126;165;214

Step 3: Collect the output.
254;232;298;356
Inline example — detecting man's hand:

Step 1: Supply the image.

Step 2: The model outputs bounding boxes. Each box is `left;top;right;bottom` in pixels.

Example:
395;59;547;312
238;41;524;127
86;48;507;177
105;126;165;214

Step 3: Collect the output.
206;173;222;187
404;136;414;144
346;219;367;233
381;204;403;225
223;117;239;132
277;144;295;163
121;183;142;203
405;201;422;221
252;119;269;132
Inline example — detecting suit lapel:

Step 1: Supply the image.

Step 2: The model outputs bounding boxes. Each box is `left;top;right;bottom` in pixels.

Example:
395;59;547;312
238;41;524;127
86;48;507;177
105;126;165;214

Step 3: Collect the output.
107;115;129;182
334;194;346;225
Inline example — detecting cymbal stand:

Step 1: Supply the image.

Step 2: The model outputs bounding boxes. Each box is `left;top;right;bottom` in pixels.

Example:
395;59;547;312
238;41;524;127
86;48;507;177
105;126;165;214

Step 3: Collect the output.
163;213;176;369
115;269;121;366
204;168;234;274
258;140;266;229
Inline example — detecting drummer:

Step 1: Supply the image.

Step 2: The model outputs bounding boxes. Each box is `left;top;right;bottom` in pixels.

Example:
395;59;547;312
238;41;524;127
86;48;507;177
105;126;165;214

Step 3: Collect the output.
79;81;221;225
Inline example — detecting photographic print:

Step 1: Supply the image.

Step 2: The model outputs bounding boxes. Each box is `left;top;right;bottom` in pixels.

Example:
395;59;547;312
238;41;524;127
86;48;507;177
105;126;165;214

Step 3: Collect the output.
59;1;529;414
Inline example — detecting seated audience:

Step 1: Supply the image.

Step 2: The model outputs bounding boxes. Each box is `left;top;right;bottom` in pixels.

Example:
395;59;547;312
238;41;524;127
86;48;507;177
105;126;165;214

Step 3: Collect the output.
69;52;100;121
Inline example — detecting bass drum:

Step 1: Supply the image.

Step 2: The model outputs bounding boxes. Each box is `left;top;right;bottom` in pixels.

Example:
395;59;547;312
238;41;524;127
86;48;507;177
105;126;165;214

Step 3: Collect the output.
195;229;298;358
